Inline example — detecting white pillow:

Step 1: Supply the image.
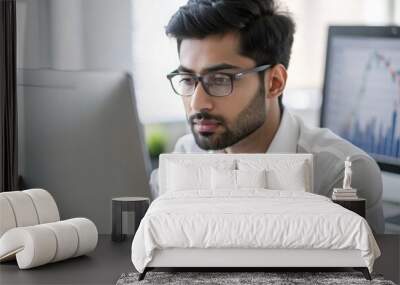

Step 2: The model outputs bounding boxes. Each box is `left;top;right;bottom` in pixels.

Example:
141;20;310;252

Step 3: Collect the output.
236;169;268;188
267;162;307;191
167;162;210;191
237;159;309;191
211;168;236;190
166;159;236;192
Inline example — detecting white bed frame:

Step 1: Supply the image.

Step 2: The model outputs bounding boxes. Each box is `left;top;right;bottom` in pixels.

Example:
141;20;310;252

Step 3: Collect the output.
139;154;371;281
148;248;366;268
142;247;370;280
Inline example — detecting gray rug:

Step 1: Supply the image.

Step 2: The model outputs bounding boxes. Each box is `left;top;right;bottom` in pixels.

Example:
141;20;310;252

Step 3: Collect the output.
116;271;396;285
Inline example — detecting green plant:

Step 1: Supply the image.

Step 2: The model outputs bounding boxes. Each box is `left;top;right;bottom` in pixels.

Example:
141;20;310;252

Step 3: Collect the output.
146;126;168;159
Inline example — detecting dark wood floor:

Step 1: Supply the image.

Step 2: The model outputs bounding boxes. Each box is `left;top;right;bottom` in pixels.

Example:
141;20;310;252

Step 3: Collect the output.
0;234;399;285
0;235;134;285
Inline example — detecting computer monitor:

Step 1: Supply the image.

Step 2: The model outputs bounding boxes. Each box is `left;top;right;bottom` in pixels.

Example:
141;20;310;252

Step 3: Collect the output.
321;26;400;174
17;69;151;234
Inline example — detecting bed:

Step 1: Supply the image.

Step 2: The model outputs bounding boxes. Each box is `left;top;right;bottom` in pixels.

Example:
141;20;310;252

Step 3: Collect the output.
131;153;380;281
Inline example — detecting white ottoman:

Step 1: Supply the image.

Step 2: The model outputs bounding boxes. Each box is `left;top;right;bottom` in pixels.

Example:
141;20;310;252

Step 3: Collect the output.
0;189;98;269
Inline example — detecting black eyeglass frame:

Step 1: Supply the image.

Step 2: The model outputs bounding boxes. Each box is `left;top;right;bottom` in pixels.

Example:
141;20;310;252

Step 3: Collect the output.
166;64;272;97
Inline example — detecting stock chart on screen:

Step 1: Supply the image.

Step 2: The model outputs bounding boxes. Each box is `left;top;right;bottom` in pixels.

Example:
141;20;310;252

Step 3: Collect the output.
322;35;400;169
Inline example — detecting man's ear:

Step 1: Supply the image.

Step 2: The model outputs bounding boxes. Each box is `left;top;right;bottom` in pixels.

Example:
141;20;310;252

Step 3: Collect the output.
264;64;287;99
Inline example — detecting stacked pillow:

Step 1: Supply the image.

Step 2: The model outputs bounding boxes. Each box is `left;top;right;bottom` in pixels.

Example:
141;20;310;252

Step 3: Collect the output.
211;168;267;190
165;158;309;193
166;159;235;191
237;158;309;192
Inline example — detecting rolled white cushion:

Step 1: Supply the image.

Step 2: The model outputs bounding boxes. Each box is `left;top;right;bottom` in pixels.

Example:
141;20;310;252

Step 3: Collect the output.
0;196;17;237
0;218;98;269
42;221;79;262
0;191;39;227
64;218;98;257
23;189;60;224
0;226;57;269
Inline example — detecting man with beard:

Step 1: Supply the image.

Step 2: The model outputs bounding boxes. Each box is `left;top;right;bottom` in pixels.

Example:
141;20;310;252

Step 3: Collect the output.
149;0;384;233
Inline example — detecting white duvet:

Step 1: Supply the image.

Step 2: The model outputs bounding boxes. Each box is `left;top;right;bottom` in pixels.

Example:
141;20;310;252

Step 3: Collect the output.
131;189;380;273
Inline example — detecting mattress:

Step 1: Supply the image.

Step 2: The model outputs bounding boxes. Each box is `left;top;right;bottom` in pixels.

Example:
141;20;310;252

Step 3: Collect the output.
131;189;380;273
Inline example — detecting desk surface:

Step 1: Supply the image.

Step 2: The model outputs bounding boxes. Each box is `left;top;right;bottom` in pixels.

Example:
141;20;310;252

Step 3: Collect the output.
0;234;399;285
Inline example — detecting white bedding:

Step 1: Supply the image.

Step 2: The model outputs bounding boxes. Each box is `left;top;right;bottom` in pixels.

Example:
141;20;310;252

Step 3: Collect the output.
131;189;380;273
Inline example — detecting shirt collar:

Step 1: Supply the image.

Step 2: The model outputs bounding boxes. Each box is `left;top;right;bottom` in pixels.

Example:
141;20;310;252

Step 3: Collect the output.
266;108;299;153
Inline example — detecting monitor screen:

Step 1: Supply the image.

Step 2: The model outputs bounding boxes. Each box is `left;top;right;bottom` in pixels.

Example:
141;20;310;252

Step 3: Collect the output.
321;26;400;173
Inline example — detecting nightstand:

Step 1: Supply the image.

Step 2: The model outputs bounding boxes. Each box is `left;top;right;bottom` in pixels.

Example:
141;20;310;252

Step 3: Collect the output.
332;198;366;218
112;197;150;242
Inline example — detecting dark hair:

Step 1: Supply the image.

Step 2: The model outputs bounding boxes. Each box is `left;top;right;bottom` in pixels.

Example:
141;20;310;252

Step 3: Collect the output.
165;0;295;110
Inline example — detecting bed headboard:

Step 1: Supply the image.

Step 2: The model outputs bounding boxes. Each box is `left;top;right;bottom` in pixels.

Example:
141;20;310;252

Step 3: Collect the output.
158;153;314;194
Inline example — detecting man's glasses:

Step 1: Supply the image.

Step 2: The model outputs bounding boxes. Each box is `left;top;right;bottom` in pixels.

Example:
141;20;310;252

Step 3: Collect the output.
166;64;272;97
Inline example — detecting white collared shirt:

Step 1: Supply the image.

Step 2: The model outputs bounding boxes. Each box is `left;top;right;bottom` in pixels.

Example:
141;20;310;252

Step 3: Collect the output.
149;108;384;233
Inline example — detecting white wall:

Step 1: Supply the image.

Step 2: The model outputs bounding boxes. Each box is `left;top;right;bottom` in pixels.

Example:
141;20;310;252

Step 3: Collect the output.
16;0;133;71
282;0;391;90
392;0;400;24
17;0;135;177
81;0;133;71
16;0;51;69
132;0;187;124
